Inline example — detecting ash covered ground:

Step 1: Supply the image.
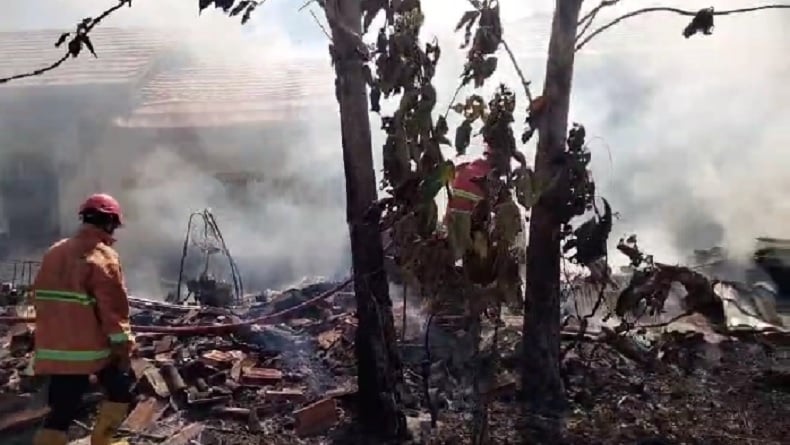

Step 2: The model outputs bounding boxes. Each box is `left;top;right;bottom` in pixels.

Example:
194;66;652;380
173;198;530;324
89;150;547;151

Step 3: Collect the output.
0;272;788;445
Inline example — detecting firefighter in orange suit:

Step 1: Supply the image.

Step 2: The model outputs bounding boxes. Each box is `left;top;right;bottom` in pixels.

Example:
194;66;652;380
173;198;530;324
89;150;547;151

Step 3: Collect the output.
445;145;494;260
31;194;135;445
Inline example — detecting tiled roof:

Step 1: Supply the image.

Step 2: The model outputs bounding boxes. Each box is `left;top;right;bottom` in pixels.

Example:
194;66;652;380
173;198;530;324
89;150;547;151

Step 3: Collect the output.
0;27;175;88
0;26;337;126
115;58;336;128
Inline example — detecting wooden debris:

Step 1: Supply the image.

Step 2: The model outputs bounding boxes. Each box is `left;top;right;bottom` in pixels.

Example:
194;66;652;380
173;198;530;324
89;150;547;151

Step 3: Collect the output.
324;386;358;400
131;359;170;398
481;376;518;403
0;406;50;432
121;398;168;433
209;406;251;419
293;398;338;437
317;329;342;349
153;335;177;354
160;363;187;394
161;422;205;445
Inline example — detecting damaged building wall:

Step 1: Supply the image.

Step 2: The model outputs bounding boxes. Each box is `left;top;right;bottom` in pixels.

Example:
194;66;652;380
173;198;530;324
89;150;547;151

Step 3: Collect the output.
0;85;133;256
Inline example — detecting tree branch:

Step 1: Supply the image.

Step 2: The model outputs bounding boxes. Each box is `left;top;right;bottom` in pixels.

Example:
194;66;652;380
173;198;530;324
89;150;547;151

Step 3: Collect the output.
308;8;333;40
500;38;533;106
321;0;369;59
576;0;621;41
575;4;790;52
0;0;131;85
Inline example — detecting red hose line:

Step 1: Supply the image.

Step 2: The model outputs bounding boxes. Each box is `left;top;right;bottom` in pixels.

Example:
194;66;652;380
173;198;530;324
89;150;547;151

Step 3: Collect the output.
0;278;353;336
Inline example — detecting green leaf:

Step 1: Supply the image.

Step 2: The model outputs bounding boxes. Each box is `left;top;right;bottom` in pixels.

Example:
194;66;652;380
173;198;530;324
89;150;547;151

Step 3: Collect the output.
455;10;480;31
434;115;449;137
81;35;97;58
230;0;249;16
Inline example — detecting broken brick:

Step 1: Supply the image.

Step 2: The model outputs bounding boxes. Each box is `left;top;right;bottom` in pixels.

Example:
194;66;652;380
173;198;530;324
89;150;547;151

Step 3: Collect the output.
293;398;338;437
230;353;254;381
261;388;306;403
200;350;243;368
241;367;282;385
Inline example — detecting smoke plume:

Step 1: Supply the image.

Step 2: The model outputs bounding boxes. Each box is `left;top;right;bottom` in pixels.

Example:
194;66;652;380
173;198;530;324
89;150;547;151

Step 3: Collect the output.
1;0;788;296
420;0;790;266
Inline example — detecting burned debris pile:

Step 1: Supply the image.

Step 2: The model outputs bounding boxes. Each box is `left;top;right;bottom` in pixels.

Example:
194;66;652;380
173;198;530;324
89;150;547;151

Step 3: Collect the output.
0;280;361;445
0;264;788;444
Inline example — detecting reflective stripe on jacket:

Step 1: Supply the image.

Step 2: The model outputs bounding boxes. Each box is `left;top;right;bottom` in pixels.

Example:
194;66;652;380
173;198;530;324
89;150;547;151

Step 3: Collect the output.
447;158;492;213
31;225;134;375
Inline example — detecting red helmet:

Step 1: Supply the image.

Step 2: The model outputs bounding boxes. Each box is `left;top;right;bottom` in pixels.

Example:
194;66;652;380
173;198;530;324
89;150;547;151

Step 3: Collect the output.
79;193;123;224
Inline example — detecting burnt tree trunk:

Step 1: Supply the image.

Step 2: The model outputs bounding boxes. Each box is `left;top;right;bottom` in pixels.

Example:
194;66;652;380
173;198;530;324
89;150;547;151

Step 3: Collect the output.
522;0;583;429
326;0;406;439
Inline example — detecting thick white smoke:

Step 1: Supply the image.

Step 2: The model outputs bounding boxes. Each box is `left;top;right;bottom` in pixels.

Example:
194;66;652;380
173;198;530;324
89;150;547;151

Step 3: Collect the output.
420;0;790;265
1;0;788;295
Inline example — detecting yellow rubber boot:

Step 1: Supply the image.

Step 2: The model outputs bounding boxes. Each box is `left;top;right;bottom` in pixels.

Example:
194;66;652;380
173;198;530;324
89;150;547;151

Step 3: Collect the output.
91;401;129;445
32;429;68;445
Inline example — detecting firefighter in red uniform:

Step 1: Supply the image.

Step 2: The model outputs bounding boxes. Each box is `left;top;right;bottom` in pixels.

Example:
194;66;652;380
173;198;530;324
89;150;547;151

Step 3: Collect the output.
31;194;135;445
445;145;494;260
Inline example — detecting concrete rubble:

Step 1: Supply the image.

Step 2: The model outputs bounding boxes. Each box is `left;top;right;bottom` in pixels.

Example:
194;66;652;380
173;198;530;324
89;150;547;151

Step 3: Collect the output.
0;272;787;444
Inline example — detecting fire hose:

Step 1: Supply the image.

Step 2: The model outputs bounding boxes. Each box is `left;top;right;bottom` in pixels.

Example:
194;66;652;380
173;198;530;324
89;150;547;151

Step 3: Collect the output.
0;278;353;336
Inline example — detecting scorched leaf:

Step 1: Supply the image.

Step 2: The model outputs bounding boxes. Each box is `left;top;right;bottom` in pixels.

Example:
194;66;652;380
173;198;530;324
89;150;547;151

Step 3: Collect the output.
54;32;70;48
455;119;473;155
81;35;97;58
455;10;480;31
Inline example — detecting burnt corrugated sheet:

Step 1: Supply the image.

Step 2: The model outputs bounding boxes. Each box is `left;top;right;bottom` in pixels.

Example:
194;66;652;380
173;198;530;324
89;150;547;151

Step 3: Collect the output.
0;27;174;88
